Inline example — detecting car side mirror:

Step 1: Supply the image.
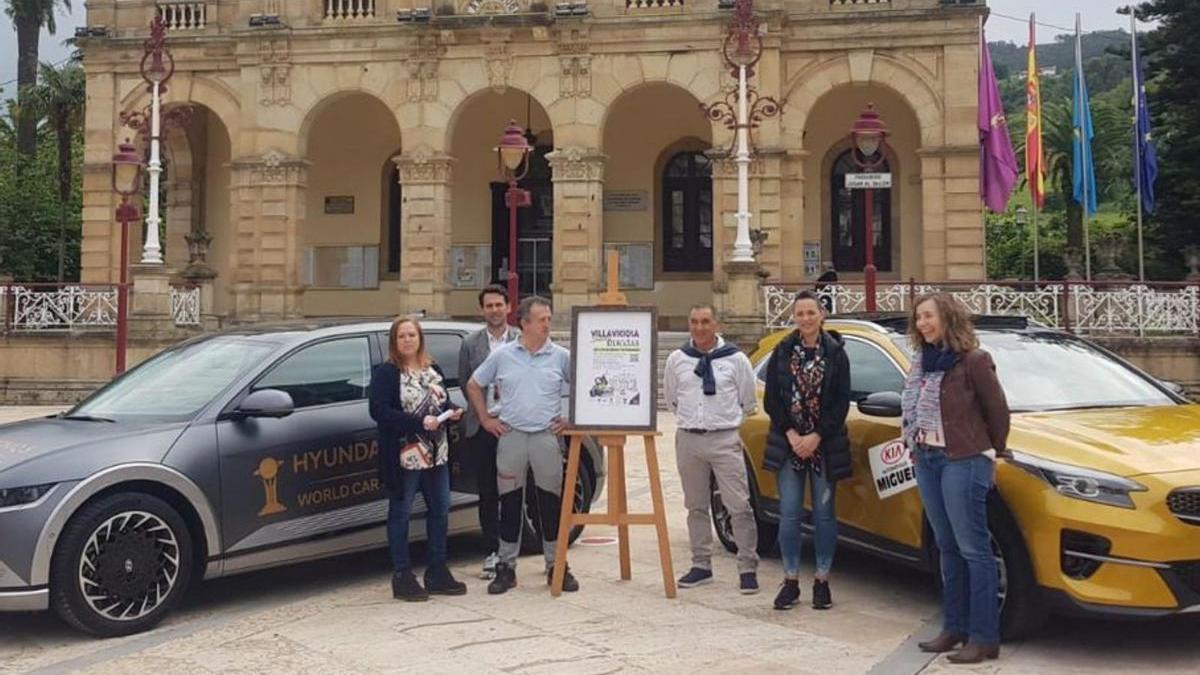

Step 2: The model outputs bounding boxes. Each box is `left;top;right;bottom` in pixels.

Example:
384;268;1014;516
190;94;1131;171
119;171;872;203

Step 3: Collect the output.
236;389;295;419
857;391;903;418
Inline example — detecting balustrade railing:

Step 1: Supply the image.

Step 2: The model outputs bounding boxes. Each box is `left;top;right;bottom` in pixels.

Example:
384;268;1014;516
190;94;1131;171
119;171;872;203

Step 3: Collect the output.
170;285;202;326
1;284;118;332
763;281;1200;337
325;0;377;21
626;0;684;10
157;2;208;30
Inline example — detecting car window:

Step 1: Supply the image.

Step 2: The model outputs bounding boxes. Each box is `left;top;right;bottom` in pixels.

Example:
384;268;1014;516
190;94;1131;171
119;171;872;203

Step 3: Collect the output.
844;338;905;400
426;332;462;386
253;337;371;409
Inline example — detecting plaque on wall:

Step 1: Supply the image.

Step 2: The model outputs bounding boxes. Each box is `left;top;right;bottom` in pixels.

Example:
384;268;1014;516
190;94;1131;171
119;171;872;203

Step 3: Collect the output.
324;196;355;214
602;243;654;290
603;190;648;212
449;245;493;289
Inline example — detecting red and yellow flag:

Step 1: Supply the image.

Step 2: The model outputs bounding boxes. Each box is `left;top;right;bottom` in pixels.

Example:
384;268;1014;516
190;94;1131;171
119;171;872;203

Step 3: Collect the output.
1026;14;1046;209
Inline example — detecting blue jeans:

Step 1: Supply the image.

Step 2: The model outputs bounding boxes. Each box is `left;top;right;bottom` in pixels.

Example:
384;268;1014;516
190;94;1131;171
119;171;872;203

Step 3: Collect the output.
387;463;450;572
914;448;1000;645
776;462;837;578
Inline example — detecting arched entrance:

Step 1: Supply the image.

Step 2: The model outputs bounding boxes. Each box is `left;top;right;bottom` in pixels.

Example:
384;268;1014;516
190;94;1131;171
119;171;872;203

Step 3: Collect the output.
829;149;893;272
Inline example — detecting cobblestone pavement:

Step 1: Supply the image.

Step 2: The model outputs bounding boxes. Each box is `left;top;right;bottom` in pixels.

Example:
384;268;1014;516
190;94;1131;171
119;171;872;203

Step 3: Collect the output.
1;407;1197;674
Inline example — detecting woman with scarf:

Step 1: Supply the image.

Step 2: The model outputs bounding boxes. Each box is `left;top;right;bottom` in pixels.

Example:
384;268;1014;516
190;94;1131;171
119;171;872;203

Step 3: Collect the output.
762;290;851;611
369;316;466;601
902;294;1009;664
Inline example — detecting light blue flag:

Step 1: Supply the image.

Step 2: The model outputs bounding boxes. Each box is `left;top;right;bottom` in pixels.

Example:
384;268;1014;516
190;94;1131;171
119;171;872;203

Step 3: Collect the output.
1072;28;1098;216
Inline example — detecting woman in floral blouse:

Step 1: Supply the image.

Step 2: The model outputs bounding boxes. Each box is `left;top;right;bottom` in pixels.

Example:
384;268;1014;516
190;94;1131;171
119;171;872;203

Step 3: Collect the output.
762;290;852;611
369;316;464;601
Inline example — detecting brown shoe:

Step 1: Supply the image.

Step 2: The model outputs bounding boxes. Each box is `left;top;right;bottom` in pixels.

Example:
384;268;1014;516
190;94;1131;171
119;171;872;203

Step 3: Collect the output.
917;631;967;653
946;642;999;664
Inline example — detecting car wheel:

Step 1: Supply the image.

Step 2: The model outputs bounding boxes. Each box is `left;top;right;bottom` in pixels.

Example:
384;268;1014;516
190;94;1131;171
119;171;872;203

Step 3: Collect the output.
521;457;596;555
710;457;778;556
49;492;194;637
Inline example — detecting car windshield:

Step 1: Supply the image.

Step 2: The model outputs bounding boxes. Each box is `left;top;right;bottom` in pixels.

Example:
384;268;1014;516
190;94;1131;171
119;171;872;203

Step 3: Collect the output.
71;336;279;422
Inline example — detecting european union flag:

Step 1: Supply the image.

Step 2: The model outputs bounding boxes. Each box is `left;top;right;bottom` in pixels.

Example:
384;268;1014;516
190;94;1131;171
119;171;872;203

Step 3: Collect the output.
1133;42;1157;215
1072;66;1098;217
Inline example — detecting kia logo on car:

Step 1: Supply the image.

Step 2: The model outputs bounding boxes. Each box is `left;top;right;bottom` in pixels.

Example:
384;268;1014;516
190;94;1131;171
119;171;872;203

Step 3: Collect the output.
881;442;907;466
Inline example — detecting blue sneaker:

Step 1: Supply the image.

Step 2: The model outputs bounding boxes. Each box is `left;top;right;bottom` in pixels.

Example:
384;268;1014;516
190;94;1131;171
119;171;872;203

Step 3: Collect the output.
677;567;714;588
739;572;759;595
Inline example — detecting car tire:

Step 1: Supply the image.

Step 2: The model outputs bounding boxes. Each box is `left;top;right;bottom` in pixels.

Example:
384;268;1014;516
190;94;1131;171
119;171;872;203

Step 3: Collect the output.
711;455;779;557
923;496;1047;642
49;492;194;638
520;456;596;555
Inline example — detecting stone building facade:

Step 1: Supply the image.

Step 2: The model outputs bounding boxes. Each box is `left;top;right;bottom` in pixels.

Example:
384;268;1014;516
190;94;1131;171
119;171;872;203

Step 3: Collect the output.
79;0;988;327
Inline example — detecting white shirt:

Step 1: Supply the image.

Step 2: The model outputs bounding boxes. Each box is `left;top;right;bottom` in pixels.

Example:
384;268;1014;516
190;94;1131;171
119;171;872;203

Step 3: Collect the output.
663;336;758;431
486;327;510;355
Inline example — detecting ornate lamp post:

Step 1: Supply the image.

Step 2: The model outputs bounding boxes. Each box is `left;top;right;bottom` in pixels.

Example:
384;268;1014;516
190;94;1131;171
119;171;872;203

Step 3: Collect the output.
495;119;532;325
849;104;890;312
701;0;782;264
120;16;191;265
112;140;144;375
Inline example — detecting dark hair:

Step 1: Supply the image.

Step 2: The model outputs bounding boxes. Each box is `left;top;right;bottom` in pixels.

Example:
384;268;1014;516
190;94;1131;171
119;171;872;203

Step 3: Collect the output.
516;295;552;325
908;293;979;353
793;290;822;308
689;303;718;318
478;284;509;307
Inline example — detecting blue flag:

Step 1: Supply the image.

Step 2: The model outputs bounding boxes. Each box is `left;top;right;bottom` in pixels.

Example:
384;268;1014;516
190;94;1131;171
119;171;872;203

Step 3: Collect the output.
1072;60;1098;216
1132;36;1157;215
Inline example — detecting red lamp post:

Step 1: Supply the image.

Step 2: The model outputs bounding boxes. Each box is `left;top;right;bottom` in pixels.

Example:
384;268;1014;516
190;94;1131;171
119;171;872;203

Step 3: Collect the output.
112;140;144;375
495;119;532;325
849;104;890;312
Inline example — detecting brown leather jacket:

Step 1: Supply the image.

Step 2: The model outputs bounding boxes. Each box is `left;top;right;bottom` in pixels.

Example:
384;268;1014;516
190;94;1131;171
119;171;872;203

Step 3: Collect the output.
936;348;1011;459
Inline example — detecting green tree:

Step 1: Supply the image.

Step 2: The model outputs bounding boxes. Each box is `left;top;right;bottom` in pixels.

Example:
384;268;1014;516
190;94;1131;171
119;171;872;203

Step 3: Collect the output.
29;60;85;281
4;0;72;160
1136;0;1200;278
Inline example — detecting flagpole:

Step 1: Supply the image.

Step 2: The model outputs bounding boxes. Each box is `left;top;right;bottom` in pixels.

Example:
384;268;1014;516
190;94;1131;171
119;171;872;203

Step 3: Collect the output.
1076;13;1092;281
979;15;988;280
1033;203;1040;282
1030;13;1040;283
1132;12;1146;282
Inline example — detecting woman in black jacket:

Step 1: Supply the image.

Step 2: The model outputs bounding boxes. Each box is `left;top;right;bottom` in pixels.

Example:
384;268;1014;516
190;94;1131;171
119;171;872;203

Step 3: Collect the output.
762;290;852;611
369;316;465;601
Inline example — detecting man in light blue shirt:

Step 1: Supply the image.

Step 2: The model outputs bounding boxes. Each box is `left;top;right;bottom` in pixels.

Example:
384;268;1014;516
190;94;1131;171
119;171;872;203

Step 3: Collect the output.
467;296;578;595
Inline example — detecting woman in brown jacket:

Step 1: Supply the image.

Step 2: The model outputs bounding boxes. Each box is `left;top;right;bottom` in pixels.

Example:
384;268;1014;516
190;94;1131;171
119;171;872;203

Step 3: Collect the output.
901;294;1010;664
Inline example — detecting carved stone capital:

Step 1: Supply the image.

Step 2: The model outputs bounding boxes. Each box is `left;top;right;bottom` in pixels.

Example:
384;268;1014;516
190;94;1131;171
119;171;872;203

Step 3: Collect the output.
393;149;455;185
233;150;309;186
546;147;606;183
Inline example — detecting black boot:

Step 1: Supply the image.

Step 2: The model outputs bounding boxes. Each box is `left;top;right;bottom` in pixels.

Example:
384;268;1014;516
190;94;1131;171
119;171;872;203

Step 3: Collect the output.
392;569;429;602
773;579;801;610
487;562;517;595
424;565;467;596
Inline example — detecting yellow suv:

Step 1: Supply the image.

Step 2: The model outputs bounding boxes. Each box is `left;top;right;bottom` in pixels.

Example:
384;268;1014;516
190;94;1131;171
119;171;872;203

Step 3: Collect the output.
714;314;1200;639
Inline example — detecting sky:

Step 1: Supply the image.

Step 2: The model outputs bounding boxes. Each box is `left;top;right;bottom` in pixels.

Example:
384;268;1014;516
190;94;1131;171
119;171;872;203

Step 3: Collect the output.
0;1;1156;100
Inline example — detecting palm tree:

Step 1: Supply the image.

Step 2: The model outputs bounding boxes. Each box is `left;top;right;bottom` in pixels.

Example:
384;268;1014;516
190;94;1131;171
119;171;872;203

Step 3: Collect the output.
4;0;73;160
30;60;85;281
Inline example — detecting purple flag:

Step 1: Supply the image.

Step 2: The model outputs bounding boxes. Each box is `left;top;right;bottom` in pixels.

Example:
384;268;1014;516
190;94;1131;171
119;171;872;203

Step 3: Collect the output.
978;25;1019;213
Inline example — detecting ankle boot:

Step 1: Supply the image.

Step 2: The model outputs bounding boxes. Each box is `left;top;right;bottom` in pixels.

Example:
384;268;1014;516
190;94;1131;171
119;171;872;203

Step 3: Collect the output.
392;569;429;602
946;642;999;664
918;631;967;653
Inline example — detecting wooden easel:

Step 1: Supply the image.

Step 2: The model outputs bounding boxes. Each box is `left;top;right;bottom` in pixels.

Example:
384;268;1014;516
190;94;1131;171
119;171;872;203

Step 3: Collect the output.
550;251;677;598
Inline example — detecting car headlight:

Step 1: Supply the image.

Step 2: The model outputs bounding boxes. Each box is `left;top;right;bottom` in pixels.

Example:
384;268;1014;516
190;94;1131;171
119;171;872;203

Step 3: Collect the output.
1007;451;1146;509
0;483;56;508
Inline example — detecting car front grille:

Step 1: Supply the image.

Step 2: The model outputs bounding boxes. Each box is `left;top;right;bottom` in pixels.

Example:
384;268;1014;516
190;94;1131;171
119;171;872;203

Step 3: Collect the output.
1166;489;1200;526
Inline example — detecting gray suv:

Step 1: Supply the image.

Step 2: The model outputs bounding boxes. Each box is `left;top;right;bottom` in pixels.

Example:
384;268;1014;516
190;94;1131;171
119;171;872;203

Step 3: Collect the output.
0;319;605;636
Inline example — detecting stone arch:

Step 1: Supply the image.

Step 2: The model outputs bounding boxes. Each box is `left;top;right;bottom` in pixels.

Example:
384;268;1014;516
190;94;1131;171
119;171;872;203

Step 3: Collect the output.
441;79;556;155
594;53;726;142
296;87;401;158
782;53;943;149
118;74;241;146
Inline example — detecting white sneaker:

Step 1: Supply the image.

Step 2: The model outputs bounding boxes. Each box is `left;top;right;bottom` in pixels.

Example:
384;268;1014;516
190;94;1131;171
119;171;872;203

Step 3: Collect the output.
481;552;500;580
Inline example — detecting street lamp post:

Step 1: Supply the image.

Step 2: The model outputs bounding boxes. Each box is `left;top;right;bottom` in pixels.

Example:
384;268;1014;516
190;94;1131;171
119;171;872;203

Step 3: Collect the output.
112;140;144;375
849;104;890;312
495;119;532;325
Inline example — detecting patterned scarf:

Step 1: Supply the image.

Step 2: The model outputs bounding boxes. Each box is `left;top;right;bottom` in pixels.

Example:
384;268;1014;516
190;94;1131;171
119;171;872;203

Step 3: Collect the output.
901;346;957;450
788;335;826;473
399;366;450;468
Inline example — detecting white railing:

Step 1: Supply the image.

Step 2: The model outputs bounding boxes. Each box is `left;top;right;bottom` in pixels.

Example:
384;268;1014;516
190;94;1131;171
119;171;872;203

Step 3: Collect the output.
157;2;207;31
764;283;1200;336
170;286;202;326
2;285;118;331
325;0;376;20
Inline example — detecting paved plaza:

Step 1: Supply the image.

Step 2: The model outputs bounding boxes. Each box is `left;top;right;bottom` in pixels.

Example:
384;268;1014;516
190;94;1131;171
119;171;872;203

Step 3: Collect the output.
1;407;1198;674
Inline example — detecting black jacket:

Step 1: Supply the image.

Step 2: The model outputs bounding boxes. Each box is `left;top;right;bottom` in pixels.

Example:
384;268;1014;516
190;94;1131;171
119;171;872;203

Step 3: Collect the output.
762;330;852;481
368;361;455;498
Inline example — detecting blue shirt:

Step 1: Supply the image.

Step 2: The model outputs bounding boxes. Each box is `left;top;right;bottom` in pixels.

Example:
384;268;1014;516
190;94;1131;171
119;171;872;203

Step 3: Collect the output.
470;339;571;433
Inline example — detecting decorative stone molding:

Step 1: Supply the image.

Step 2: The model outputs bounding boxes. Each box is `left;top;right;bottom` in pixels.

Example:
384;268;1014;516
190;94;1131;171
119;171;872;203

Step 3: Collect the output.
546;147;606;182
464;0;523;13
407;35;444;103
258;38;291;106
708;153;766;178
393;149;455;184
233;150;309;186
556;27;591;98
482;30;513;94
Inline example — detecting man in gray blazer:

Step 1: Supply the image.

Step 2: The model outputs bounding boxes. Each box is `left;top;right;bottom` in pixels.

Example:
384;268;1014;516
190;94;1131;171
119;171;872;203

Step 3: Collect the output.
458;284;520;579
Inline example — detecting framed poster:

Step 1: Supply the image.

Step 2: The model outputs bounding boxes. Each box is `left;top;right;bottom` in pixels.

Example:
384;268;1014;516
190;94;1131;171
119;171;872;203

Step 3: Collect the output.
569;306;658;431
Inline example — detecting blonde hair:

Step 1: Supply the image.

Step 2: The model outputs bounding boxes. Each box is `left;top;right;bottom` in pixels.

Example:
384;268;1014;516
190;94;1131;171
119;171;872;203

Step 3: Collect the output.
907;293;979;353
387;317;432;370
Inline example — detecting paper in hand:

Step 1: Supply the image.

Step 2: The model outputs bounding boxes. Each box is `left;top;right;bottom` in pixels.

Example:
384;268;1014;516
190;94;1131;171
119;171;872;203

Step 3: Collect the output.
436;409;455;424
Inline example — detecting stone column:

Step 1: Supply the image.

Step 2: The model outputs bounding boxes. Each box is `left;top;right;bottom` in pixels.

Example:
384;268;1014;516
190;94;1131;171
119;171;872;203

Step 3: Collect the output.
228;150;309;321
717;260;766;352
394;150;455;318
546;147;606;326
918;144;979;281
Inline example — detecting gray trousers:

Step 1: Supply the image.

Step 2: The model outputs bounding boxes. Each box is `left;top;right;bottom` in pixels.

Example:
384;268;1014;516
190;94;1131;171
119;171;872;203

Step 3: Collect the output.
496;429;563;570
675;429;759;573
